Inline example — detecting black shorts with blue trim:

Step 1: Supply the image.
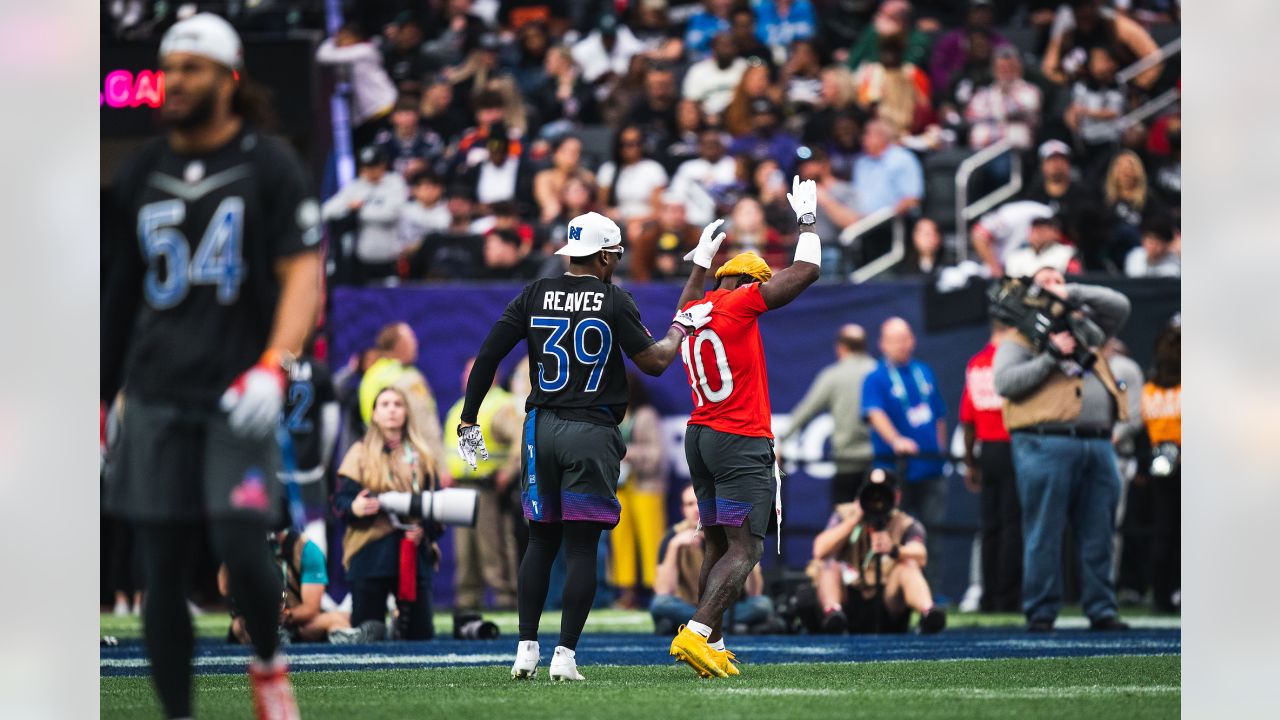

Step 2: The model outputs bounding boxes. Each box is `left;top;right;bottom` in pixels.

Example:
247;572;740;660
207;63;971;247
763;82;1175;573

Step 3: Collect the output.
519;408;626;527
685;424;776;538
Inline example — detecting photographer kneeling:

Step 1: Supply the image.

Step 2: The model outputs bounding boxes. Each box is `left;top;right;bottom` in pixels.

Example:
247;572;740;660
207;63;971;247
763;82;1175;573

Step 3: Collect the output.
991;267;1131;632
811;469;946;635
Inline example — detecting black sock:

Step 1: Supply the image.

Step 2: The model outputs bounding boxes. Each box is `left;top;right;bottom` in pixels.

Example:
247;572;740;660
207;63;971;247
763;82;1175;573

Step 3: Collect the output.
209;517;281;663
558;521;605;651
135;523;198;719
517;521;563;642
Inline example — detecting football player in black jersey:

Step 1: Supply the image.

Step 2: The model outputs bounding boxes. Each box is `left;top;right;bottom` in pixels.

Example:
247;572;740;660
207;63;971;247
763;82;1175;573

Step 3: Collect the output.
100;14;320;720
456;211;721;681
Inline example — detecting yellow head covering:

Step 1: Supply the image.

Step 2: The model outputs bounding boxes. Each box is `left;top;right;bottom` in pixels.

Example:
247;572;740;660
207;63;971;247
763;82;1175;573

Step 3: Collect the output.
715;251;773;283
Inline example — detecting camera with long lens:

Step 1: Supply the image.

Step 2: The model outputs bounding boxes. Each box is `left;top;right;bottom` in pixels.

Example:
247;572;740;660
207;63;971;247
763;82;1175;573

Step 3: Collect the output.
377;488;480;527
987;277;1097;368
453;612;500;640
858;468;900;531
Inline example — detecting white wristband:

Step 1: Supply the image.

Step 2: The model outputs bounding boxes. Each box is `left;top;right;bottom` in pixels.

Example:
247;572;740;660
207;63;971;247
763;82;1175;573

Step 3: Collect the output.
794;231;821;267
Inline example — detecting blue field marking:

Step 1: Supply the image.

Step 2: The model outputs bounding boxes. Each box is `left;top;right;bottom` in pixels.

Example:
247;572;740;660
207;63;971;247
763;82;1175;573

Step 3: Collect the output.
100;629;1180;677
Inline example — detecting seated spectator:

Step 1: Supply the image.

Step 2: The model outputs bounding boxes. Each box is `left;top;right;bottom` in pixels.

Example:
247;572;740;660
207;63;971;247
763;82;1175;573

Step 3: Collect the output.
1103;149;1170;271
684;0;734;60
781;39;824;114
802;66;860;146
845;0;933;70
461;128;534;216
1065;46;1127;177
477;228;541;280
898;217;952;277
796;148;859;272
650;485;775;635
1146;111;1181;212
729;5;779;71
1042;0;1161;90
928;0;1009;94
421;0;486;70
852;32;933;138
1125;215;1180;278
1004;216;1081;278
316;21;398;149
720;197;788;269
822;111;864;182
682;33;749;118
602;54;656;131
541;175;598;249
630;66;682;149
661;99;707;175
670;129;738;227
748;157;796;232
378;97;445;179
632;193;701;281
965;45;1041;153
530;46;601;136
598;124;669;241
333;387;441;640
418;75;470;145
970;199;1053;278
220;528;353;645
453;90;525;175
631;0;686;63
727;98;802;175
1020;140;1104;267
754;0;817;53
723;61;779;138
322;145;409;284
812;469;945;634
571;14;646;89
533;136;596;224
398;170;451;259
383;17;433;89
512;21;552;97
852;117;924;219
934;27;995;133
447;34;510;114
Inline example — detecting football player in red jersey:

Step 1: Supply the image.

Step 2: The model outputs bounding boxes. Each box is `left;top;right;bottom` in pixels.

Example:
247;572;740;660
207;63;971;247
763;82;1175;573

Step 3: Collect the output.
667;177;821;678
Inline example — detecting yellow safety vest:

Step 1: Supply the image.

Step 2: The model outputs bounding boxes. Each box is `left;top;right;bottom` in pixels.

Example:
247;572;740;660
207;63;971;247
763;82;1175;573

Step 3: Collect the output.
444;388;514;479
359;358;408;425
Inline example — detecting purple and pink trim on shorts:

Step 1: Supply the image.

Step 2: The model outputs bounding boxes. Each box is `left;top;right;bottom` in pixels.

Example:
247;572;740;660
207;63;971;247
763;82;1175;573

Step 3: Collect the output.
523;490;620;526
698;497;753;528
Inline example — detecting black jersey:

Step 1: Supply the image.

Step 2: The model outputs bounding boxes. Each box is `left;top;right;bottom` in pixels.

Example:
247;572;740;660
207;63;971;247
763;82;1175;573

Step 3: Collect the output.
282;355;336;472
101;128;320;406
486;274;657;425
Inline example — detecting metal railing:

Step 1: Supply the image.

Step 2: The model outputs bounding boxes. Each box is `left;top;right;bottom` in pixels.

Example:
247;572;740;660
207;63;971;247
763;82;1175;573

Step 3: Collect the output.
837;207;906;283
1117;37;1180;86
954;138;1024;260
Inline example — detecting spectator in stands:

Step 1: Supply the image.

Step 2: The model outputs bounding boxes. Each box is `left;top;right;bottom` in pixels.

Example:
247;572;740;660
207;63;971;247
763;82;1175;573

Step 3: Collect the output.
478;228;541;280
539;175;598;262
728;98;802;175
445;359;521;610
383;17;433;90
446;33;508;112
852;33;933;137
802;66;859;146
316;22;398;149
935;29;995;138
333;387;440;640
754;0;818;52
682;33;749;118
684;0;735;60
928;0;1009;94
453;90;525;174
723;61;781;138
221;528;353;645
1004;216;1080;278
823;111;864;182
663;98;708;174
530;46;601;135
419;75;470;145
796;148;859;272
812;468;946;634
779;324;877;505
1042;0;1161;90
512;21;553;96
729;5;779;71
421;0;486;70
1147;112;1180;211
1103;149;1169;271
965;46;1041;154
723;196;788;268
612;379;668;609
960;322;1022;613
970;199;1053;278
670;128;738;227
1124;215;1180;278
1065;46;1127;177
322;146;409;284
533;136;596;224
846;0;933;70
598;124;669;241
650;486;775;635
462;128;534;216
781;39;825;114
898;217;953;277
993;266;1132;632
631;0;687;63
749;157;797;231
378;97;445;179
630;66;682;148
359;322;447;475
631;193;700;281
398;170;451;260
852;117;924;219
1021;140;1103;266
602;54;656;131
571;14;646;89
1140;320;1180;613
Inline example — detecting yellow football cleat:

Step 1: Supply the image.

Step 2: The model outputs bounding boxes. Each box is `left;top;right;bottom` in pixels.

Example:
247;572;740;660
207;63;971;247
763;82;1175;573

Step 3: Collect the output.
713;648;741;676
669;626;729;678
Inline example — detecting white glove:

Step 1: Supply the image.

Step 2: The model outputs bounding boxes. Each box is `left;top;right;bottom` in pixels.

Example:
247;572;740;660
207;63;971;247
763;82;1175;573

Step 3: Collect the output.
219;362;285;440
786;176;817;223
673;301;714;332
682;218;727;269
456;424;490;470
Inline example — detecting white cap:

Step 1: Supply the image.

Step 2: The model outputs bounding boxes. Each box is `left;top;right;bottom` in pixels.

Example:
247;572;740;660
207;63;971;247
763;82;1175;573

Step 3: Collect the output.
556;212;622;257
160;13;244;70
1038;139;1071;160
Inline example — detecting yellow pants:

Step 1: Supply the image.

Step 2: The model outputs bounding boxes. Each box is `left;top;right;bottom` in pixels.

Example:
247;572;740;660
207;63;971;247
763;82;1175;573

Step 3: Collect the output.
610;484;666;589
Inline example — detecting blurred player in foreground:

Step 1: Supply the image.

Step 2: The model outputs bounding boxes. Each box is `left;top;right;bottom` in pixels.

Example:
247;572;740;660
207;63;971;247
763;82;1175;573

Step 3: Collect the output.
101;14;321;720
456;212;718;681
669;177;821;678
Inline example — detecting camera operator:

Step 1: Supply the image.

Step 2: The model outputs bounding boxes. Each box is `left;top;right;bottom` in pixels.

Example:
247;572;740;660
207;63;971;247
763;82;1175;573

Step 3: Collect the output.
992;265;1131;632
1139;319;1180;613
811;469;946;635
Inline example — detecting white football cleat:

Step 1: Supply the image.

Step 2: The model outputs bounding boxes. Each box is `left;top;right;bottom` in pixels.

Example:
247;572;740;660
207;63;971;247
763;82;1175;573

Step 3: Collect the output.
549;645;586;682
512;640;540;680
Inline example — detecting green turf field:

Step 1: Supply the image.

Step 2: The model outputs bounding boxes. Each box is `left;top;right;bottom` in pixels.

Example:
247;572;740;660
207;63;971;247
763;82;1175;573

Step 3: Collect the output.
101;654;1179;719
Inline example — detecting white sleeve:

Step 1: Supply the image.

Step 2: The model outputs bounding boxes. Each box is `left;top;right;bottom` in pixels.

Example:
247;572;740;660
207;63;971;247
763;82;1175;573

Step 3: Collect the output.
597;162;617;190
315;38;378;65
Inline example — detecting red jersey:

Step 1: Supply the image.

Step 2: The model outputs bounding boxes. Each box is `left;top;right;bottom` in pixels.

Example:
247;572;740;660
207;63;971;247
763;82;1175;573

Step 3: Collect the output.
959;343;1011;442
680;283;773;438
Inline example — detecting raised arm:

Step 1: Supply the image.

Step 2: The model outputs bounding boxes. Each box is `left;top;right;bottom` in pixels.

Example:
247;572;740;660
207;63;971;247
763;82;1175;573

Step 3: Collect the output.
759;177;821;310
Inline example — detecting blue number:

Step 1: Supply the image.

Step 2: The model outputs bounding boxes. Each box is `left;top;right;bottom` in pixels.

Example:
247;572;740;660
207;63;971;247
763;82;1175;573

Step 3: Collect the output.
574;318;613;392
190;197;245;304
137;197;246;309
531;316;571;392
285;381;314;432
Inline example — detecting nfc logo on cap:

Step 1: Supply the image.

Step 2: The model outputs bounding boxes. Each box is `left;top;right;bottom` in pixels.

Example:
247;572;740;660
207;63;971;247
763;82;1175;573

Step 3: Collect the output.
568;226;583;241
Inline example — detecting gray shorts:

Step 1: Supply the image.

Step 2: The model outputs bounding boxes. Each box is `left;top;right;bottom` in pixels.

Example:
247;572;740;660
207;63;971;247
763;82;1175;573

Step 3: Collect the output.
519;409;625;527
106;397;281;524
685;424;776;538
